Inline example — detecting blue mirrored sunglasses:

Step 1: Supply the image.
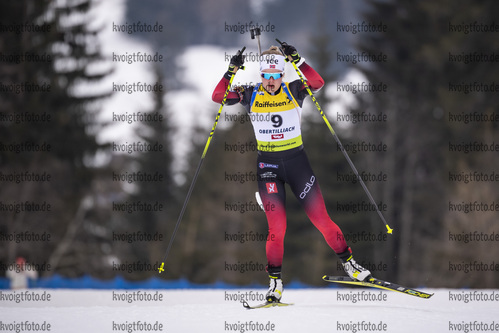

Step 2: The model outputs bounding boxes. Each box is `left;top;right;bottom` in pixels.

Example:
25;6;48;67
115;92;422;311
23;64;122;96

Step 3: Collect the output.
260;72;284;80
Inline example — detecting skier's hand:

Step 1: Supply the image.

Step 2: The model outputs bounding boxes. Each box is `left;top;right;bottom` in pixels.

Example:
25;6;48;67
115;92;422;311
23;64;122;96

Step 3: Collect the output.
279;42;301;64
228;52;245;76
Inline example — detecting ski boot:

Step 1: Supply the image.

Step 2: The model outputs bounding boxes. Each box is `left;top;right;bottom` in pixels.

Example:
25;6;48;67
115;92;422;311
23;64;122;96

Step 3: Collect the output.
337;247;372;281
265;267;283;303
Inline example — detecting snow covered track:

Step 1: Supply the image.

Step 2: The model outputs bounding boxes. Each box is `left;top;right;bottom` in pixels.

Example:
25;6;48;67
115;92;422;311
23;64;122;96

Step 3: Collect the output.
1;288;498;332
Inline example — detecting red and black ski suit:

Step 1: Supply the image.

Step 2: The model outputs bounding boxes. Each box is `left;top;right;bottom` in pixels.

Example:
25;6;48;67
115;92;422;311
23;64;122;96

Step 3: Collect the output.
212;62;349;274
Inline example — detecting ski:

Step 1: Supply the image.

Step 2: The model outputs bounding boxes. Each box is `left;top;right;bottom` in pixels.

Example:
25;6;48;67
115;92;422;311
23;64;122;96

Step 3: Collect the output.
242;300;294;309
323;275;433;299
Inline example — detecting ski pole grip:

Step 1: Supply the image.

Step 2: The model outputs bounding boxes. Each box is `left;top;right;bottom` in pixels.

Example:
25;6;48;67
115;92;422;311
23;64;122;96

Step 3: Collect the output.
236;46;246;70
275;39;291;62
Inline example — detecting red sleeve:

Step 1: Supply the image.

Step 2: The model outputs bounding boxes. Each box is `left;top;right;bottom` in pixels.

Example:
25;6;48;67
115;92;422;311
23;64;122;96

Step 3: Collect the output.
298;62;325;91
212;76;240;104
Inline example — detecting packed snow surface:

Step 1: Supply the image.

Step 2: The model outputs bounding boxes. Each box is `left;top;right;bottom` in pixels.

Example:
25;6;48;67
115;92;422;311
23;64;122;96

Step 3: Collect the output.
2;287;498;333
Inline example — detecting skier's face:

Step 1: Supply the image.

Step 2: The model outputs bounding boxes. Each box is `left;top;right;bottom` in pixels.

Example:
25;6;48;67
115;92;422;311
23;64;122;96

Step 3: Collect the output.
261;69;283;94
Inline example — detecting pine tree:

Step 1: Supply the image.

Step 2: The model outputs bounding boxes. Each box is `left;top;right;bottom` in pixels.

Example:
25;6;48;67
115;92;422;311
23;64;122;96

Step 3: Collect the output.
0;0;112;277
355;0;499;287
115;66;176;281
433;0;499;288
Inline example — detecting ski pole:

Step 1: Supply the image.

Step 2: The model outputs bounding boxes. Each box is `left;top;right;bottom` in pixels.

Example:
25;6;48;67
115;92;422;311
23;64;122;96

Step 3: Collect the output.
276;38;393;235
158;46;246;273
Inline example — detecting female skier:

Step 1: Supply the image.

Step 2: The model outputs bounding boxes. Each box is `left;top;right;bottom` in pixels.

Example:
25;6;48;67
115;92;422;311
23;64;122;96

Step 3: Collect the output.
212;42;371;303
